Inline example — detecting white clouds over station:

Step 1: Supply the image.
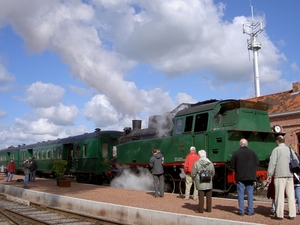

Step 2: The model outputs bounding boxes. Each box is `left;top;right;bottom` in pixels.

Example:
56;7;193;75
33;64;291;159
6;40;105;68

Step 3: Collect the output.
0;0;297;148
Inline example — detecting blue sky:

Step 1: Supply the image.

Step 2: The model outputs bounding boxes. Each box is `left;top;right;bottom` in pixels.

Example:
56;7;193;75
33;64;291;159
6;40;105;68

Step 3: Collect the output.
0;0;299;149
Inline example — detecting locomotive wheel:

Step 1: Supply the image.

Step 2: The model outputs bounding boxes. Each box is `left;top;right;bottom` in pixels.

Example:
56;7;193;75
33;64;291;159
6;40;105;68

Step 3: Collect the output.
179;178;196;196
164;174;175;193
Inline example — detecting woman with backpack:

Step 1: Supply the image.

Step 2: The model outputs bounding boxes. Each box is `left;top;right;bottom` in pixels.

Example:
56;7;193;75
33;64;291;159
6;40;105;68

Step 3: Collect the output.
191;150;215;213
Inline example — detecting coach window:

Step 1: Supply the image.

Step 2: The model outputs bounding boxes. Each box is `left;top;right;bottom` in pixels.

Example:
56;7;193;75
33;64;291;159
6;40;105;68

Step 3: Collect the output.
47;149;50;159
75;145;80;158
42;150;46;159
53;148;57;159
174;118;184;134
184;115;193;133
83;144;87;158
57;147;62;159
102;143;108;158
194;113;209;132
22;152;26;160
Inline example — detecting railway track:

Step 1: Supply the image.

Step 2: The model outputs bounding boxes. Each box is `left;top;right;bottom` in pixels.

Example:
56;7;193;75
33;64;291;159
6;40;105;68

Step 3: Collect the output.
0;195;129;225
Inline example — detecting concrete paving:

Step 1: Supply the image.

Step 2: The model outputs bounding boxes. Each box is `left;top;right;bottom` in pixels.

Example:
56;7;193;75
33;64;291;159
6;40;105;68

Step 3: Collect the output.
0;184;265;225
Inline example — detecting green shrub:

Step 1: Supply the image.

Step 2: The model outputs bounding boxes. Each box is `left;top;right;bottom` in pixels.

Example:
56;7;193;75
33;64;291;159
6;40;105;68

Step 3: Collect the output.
53;160;68;179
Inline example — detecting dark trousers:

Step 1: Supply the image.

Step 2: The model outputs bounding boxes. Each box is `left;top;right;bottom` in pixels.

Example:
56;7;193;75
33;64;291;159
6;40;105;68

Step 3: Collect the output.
198;189;212;213
153;174;164;197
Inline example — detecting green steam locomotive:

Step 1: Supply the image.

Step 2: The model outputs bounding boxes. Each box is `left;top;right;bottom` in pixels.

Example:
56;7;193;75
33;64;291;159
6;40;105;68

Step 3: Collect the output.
115;99;282;194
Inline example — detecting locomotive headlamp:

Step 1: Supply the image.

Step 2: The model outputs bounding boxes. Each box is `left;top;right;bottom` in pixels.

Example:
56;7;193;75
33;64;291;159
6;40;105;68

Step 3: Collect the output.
273;125;281;133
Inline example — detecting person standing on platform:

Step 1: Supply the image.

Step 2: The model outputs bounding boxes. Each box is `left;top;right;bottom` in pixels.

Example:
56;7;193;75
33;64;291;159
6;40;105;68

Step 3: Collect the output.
266;175;276;214
191;150;215;213
230;138;258;216
183;146;199;200
30;157;38;181
294;154;300;215
6;158;16;182
267;135;297;220
22;158;31;189
149;148;164;198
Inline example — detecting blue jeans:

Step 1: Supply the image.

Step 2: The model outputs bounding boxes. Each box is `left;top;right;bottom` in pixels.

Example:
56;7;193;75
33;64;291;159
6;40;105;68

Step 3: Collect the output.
295;185;300;213
6;172;14;181
236;181;254;215
24;174;29;187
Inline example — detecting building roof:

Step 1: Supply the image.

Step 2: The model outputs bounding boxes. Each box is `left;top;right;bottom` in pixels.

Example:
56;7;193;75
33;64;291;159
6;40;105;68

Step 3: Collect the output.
248;82;300;115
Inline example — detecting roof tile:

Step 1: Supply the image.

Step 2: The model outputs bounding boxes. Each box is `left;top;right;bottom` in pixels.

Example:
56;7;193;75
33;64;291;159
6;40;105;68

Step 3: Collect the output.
248;83;300;114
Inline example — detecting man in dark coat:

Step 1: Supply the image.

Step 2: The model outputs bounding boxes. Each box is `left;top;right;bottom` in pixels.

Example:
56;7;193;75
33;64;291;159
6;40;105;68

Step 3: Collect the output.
230;138;259;216
30;157;38;181
149;148;164;198
22;158;32;189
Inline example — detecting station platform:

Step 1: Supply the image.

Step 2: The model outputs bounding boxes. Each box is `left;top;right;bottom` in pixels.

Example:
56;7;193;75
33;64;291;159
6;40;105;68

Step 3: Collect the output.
0;174;296;225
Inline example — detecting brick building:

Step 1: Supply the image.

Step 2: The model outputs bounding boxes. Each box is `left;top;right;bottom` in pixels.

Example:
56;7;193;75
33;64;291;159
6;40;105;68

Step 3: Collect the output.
248;82;300;155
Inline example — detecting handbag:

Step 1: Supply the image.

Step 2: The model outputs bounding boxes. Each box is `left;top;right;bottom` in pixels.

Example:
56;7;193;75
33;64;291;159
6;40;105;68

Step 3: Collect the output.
289;148;300;173
199;170;211;182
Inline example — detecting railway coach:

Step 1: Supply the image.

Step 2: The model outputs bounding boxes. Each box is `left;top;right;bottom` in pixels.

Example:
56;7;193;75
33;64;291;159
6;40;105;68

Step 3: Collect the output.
0;129;122;184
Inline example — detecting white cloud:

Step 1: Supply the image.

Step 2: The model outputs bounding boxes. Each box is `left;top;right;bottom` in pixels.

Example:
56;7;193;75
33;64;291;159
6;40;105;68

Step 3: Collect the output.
82;94;120;127
35;104;78;126
175;93;197;105
0;63;15;92
0;0;294;149
69;85;89;95
0;108;7;118
291;62;299;72
1;0;287;119
25;81;65;108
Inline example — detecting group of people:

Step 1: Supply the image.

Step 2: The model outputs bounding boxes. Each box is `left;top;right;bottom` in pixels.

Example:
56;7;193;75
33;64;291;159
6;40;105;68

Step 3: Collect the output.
149;135;300;219
149;146;215;213
6;156;38;189
228;136;300;220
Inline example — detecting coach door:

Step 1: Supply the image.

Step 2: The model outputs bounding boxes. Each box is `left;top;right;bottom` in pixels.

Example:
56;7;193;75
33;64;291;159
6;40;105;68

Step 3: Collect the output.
63;143;74;170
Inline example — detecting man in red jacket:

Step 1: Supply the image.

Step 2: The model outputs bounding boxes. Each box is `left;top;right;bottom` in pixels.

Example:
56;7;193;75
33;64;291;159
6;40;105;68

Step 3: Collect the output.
184;146;200;200
6;159;16;182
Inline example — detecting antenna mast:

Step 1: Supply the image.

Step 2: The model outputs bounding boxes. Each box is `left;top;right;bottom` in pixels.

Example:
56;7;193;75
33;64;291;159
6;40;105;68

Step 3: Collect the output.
243;5;264;97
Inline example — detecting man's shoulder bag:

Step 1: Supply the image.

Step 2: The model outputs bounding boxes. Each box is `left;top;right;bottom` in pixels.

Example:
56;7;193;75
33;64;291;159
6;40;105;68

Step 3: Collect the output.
289;148;300;173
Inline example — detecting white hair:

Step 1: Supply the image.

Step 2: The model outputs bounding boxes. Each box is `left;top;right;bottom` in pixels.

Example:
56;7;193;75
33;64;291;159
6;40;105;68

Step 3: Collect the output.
198;150;206;158
190;146;196;151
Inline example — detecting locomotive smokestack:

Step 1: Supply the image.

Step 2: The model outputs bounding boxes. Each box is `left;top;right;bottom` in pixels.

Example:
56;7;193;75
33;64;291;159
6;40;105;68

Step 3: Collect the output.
132;120;142;130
